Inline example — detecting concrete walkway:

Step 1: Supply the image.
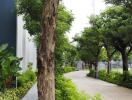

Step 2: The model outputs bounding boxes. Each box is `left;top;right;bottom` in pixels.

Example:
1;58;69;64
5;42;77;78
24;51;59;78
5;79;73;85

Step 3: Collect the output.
64;71;132;100
22;71;132;100
22;83;38;100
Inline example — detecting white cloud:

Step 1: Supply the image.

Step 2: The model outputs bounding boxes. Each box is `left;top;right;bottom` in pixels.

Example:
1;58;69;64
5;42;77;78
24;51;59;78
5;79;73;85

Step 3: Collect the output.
62;0;107;41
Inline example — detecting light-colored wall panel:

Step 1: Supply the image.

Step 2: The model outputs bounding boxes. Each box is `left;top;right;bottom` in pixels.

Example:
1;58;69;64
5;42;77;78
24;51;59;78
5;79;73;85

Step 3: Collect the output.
17;15;37;71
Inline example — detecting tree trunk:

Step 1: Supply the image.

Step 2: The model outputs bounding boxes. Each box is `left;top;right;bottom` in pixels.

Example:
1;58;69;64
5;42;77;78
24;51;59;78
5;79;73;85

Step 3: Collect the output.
84;61;87;69
121;50;128;80
82;61;84;70
89;62;92;70
107;58;112;74
106;48;113;74
94;60;99;78
37;0;59;100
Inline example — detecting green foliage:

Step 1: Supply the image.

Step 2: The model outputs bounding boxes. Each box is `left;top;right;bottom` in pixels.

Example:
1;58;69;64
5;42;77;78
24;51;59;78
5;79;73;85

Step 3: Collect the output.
128;52;132;61
0;44;22;91
64;45;79;67
87;69;96;78
99;6;132;54
88;70;132;88
63;66;76;73
17;0;43;35
55;6;74;76
56;76;79;100
55;36;75;76
92;94;102;100
55;75;102;100
99;47;108;61
112;52;121;61
18;0;74;76
99;70;123;84
77;6;132;77
0;81;34;100
76;27;102;64
98;6;132;76
0;66;36;100
17;66;36;87
105;0;132;11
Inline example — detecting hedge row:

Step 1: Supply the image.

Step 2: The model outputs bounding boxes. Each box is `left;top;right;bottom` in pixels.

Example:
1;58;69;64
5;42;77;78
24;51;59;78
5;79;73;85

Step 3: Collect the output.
63;66;77;73
88;70;132;88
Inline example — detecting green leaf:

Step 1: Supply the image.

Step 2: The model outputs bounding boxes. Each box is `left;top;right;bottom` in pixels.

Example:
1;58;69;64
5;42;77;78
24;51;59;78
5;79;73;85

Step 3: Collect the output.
0;44;8;53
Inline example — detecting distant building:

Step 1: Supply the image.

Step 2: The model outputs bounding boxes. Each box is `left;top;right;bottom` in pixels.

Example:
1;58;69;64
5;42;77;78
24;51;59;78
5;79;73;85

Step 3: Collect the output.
0;0;37;71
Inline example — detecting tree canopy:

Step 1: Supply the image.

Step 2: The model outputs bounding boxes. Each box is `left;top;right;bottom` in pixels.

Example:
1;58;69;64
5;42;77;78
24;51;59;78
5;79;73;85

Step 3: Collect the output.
18;1;74;75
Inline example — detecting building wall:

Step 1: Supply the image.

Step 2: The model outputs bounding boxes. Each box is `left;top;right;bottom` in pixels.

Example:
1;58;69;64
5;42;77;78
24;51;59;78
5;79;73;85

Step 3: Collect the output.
0;0;16;50
17;16;37;71
0;0;37;71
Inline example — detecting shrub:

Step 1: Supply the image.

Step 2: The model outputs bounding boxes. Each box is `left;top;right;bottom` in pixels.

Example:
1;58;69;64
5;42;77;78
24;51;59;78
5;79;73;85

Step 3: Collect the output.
55;75;102;100
0;44;22;91
98;70;124;84
0;81;34;100
87;69;95;77
17;66;36;87
88;69;132;89
92;94;102;100
119;73;132;88
63;66;76;73
55;75;89;100
0;64;36;100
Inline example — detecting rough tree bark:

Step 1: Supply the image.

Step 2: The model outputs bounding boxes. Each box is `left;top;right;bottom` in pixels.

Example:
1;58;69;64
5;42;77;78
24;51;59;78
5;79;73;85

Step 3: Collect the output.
105;45;116;74
107;58;112;74
121;50;128;80
37;0;59;100
89;62;93;70
93;57;99;79
94;49;101;79
94;61;99;78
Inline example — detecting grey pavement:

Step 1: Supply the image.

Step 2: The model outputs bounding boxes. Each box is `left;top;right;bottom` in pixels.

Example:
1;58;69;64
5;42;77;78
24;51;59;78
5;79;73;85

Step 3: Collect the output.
22;83;38;100
65;71;132;100
22;71;132;100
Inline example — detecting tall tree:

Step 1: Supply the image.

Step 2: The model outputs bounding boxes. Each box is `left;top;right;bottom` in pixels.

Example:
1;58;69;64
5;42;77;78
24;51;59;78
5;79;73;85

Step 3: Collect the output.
100;6;132;79
37;0;59;99
76;27;102;78
89;16;104;77
105;0;132;9
64;45;78;67
96;16;117;73
18;0;73;99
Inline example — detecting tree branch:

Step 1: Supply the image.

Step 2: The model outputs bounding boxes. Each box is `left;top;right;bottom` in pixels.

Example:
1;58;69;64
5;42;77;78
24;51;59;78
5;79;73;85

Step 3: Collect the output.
110;49;117;57
127;47;132;56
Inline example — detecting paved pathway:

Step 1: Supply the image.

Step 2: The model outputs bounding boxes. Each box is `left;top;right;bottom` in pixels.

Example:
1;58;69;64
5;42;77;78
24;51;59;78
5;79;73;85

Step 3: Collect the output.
64;71;132;100
22;71;132;100
22;83;38;100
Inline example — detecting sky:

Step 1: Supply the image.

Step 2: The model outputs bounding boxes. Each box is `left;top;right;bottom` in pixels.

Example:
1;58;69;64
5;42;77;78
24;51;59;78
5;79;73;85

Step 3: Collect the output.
62;0;107;41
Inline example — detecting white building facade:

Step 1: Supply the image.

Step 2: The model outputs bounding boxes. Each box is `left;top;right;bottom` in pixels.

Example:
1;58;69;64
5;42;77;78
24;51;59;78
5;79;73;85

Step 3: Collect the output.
17;16;37;71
